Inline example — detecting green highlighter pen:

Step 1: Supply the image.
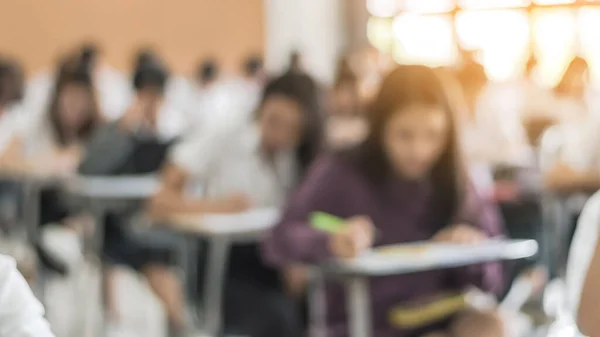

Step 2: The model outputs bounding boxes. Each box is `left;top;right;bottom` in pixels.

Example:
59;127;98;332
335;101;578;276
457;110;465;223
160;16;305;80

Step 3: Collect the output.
310;211;381;242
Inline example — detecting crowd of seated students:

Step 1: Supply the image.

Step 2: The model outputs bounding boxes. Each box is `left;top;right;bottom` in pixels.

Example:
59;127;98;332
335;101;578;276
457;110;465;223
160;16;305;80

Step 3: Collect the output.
4;42;600;337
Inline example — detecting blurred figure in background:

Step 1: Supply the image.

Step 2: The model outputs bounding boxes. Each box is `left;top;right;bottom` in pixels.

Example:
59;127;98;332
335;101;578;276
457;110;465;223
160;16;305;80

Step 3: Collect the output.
264;65;506;337
24;42;130;121
183;58;224;130
0;59;102;290
151;72;324;337
543;57;600;194
0;57;101;176
79;62;187;337
0;58;25;157
287;51;304;75
518;56;555;146
326;57;367;149
243;54;265;85
457;62;531;168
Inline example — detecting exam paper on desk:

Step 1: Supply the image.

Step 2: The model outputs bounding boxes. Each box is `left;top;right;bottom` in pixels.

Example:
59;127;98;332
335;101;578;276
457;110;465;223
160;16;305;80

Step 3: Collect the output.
174;208;281;235
329;240;538;275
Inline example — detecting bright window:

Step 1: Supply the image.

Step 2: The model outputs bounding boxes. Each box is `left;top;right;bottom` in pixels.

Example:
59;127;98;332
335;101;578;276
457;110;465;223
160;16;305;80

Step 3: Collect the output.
392;14;457;66
533;0;575;4
404;0;454;13
532;8;577;85
459;0;530;9
579;7;600;86
367;17;395;52
367;0;402;18
456;10;530;81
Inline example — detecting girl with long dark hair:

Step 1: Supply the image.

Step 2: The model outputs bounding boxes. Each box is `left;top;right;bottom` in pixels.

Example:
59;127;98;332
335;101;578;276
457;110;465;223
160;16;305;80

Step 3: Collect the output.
263;65;506;337
0;56;101;174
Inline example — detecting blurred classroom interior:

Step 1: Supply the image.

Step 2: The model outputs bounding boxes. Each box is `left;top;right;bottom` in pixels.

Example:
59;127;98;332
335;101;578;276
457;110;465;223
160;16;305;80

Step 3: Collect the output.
3;0;600;337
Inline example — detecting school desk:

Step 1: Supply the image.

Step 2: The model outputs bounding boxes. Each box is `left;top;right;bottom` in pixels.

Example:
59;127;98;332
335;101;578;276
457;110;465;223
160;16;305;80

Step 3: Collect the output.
63;174;160;335
163;208;280;337
309;239;539;337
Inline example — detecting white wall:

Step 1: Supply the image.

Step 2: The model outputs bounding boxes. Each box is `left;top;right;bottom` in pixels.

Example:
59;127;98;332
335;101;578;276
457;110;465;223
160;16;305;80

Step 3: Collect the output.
264;0;346;85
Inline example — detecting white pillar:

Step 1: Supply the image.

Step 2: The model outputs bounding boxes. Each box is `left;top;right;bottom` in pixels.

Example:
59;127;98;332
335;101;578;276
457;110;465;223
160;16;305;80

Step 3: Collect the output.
264;0;346;85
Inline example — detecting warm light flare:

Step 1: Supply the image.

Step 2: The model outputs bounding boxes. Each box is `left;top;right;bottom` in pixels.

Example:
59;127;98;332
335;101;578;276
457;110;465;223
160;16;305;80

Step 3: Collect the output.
456;10;530;81
367;0;401;18
532;8;576;85
392;14;457;66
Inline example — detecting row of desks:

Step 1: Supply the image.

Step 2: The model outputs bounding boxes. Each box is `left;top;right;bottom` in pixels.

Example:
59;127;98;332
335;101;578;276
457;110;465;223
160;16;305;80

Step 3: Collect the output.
1;172;539;337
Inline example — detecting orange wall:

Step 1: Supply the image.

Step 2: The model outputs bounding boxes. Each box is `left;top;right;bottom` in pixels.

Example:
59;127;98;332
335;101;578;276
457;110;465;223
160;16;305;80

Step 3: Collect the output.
0;0;264;76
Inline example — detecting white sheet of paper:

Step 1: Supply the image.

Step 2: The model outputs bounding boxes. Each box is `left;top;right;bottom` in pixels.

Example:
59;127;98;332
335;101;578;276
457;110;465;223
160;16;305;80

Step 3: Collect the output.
198;208;281;234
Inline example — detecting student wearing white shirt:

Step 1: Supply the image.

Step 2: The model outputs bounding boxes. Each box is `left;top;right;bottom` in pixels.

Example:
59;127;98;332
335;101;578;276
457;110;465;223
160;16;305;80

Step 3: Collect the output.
544;57;599;194
0;254;54;337
326;57;368;149
151;72;324;337
79;63;188;337
0;56;101;175
0;59;103;276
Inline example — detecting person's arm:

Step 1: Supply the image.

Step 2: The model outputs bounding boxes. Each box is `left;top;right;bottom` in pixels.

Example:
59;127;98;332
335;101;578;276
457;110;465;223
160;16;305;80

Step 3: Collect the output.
577;230;600;336
262;156;363;266
78;122;136;176
149;162;249;215
0;137;29;173
0;256;55;337
149;131;250;216
544;160;600;193
449;184;506;295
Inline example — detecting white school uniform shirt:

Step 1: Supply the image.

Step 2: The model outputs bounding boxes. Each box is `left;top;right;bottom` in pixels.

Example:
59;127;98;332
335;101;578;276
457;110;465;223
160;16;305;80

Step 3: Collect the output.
466;83;533;167
0;255;54;337
171;124;297;208
194;77;261;132
566;190;600;317
15;114;57;158
0;105;28;156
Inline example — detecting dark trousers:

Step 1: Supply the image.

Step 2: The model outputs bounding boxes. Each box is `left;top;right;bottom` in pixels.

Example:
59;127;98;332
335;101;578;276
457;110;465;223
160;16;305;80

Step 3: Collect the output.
500;200;543;284
197;242;303;337
224;280;302;337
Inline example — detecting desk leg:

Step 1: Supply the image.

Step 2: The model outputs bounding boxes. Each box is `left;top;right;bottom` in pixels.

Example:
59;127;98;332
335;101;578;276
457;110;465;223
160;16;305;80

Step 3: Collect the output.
87;207;106;337
346;277;371;337
203;237;230;337
22;181;45;302
308;270;327;337
183;235;200;328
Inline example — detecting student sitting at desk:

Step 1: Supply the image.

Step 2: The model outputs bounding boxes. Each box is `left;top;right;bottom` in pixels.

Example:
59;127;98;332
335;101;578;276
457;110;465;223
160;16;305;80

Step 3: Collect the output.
0;57;102;275
79;63;187;337
151;72;323;337
263;65;506;337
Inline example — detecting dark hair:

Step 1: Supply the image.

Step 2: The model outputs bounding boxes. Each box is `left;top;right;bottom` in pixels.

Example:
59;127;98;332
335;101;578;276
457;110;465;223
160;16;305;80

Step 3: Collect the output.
554;56;589;96
196;59;218;84
133;63;168;93
243;55;263;78
333;57;358;88
525;55;537;76
133;47;160;72
0;57;24;105
80;42;99;67
288;51;302;72
352;65;467;225
259;72;324;176
456;62;487;94
47;67;101;146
